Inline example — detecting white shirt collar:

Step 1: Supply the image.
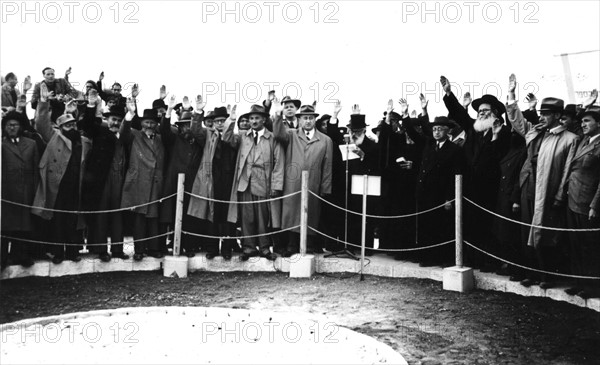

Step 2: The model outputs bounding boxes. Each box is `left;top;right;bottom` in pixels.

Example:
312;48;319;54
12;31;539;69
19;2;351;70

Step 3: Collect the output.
589;134;600;144
305;129;315;139
452;130;465;141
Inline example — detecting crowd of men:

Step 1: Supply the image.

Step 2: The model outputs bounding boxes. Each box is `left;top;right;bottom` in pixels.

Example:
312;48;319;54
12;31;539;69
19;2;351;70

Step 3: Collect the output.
2;68;599;298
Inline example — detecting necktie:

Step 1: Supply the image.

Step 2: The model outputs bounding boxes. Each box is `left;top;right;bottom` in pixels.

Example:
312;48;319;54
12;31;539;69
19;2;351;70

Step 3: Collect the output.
306;131;311;141
581;137;590;149
12;138;18;145
253;132;258;145
435;142;440;151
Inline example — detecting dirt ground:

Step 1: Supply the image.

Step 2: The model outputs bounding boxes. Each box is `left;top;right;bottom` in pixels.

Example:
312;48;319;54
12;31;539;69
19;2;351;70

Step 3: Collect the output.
1;271;599;365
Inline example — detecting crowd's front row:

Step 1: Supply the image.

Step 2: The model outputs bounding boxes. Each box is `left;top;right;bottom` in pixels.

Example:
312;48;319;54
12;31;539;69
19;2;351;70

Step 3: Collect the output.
2;71;599;298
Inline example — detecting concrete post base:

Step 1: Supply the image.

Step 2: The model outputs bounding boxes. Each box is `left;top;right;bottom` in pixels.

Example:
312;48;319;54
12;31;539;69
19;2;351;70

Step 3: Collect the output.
163;256;189;278
443;266;474;293
289;254;316;278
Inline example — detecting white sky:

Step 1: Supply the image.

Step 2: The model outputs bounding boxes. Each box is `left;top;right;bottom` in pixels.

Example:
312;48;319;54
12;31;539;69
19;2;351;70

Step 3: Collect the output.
1;0;599;122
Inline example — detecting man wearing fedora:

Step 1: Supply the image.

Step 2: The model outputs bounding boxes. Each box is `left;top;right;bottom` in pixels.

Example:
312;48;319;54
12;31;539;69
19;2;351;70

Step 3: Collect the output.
273;99;333;256
441;75;511;271
506;73;580;288
2;110;40;269
160;96;206;257
403;114;462;267
563;109;600;298
279;96;301;129
188;104;239;260
121;98;166;261
225;104;284;261
32;83;92;264
80;90;130;262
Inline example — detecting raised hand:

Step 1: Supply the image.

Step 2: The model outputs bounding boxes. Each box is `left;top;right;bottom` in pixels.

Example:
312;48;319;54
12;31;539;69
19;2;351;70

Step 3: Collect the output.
271;97;283;115
226;104;232;114
525;93;537;110
65;66;72;77
196;95;206;111
462;92;471;109
126;97;136;115
183;96;191;110
583;89;598;109
398;98;408;116
23;75;32;93
268;90;276;101
168;94;177;110
88;89;99;106
420;93;429;109
40;83;49;102
508;74;517;93
160;85;167;100
230;105;237;120
332;100;342;116
351;104;361;115
411;110;417;118
386;99;394;114
132;83;139;98
65;99;78;114
312;100;317;108
440;76;451;94
99;71;104;81
492;118;503;135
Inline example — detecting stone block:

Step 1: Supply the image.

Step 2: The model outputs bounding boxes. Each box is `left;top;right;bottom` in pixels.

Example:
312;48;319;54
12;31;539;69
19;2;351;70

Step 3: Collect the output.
163;256;189;278
49;259;94;277
545;287;587;308
0;261;51;280
290;254;316;278
443;266;474;293
94;257;133;273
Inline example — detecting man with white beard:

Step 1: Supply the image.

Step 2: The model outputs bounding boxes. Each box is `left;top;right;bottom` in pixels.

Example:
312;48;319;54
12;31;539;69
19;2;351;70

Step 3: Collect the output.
441;75;511;271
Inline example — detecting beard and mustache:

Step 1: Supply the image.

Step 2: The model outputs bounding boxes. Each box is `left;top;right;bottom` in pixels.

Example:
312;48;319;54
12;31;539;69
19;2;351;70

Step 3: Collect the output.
62;129;81;142
473;114;496;132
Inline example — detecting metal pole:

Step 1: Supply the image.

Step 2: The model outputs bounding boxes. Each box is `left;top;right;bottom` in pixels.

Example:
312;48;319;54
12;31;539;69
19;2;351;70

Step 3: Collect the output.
300;171;309;255
455;174;463;268
173;173;185;257
360;175;367;281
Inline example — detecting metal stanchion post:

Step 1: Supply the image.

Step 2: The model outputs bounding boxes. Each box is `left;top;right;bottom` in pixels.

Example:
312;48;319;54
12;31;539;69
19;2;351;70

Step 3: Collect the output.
300;171;309;255
173;173;185;257
455;174;463;268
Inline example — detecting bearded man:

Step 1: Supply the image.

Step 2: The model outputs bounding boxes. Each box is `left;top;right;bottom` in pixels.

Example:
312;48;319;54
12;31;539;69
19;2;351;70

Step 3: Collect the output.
441;75;511;271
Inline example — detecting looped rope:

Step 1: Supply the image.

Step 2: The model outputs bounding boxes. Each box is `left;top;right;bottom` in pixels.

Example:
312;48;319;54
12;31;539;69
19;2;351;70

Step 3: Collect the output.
464;240;600;280
309;191;453;218
464;197;600;232
185;191;300;204
182;225;300;240
0;231;173;247
1;193;177;214
308;226;455;252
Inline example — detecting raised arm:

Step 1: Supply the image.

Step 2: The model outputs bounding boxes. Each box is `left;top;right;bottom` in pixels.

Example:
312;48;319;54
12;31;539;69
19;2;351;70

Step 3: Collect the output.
271;97;290;146
160;94;177;147
441;76;474;131
33;83;55;143
505;74;533;138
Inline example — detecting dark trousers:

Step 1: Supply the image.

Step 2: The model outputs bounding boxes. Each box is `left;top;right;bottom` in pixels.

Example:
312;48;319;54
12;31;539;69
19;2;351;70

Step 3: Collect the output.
1;231;33;267
88;212;124;254
416;203;453;264
239;189;271;254
204;221;236;255
133;214;160;254
49;212;81;259
567;208;600;289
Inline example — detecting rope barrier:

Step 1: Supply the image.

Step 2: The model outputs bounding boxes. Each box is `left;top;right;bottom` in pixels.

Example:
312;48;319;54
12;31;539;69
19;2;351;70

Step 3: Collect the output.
308;226;455;252
309;191;453;219
182;225;301;240
464;197;600;232
464;240;600;280
0;231;174;247
1;193;177;214
185;191;300;204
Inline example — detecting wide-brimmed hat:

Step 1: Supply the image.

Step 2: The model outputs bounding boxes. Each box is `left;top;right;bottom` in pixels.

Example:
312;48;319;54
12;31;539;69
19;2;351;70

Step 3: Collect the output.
56;113;76;126
347;114;367;130
152;99;167;110
539;97;564;113
102;105;126;118
296;105;319;117
431;116;455;128
176;111;193;124
240;105;270;120
472;94;506;115
140;109;159;122
563;104;577;118
581;109;600;123
211;107;230;120
281;96;301;109
316;114;332;125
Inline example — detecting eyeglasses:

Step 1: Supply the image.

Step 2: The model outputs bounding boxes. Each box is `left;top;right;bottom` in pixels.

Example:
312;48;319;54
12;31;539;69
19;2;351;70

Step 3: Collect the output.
478;108;491;114
432;127;449;132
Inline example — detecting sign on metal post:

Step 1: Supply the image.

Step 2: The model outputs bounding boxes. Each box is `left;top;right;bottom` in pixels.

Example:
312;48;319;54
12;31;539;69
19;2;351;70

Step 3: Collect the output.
350;175;381;281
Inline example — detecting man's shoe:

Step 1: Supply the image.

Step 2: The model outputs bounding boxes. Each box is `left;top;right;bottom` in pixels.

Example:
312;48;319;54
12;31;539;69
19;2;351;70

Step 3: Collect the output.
240;253;251;261
99;252;111;262
520;278;538;287
52;256;64;264
205;252;219;260
185;251;196;258
565;287;583;295
112;252;130;260
19;257;35;268
133;253;144;261
539;281;555;289
66;255;82;263
222;253;232;261
148;251;164;259
509;274;525;282
262;252;277;261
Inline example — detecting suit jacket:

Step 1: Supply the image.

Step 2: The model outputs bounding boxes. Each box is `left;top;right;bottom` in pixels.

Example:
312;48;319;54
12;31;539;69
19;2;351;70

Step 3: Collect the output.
416;139;462;209
566;136;600;215
31;79;76;110
1;83;20;109
2;136;39;231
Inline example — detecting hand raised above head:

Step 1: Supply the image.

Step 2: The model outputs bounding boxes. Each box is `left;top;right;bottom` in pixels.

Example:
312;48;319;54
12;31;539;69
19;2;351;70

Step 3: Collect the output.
386;99;394;113
271;97;283;115
23;75;32;92
98;71;104;81
420;93;429;109
230;105;237;120
160;85;167;100
583;89;598;109
132;83;139;98
88;89;99;106
126;97;136;114
183;96;191;110
168;94;177;110
332;99;342;116
508;73;517;93
525;92;537;110
462;92;471;108
440;75;451;94
196;95;206;111
351;104;361;115
398;98;408;115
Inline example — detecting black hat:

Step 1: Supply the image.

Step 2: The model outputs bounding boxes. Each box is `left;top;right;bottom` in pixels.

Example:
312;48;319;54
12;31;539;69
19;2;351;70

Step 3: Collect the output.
240;105;270;120
152;99;167;110
296;105;319;117
563;104;577;118
102;105;126;118
431;116;455;128
581;109;600;123
177;111;193;124
539;97;564;113
316;114;332;125
472;94;506;115
211;107;230;120
281;96;301;109
140;109;159;122
347;114;367;130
